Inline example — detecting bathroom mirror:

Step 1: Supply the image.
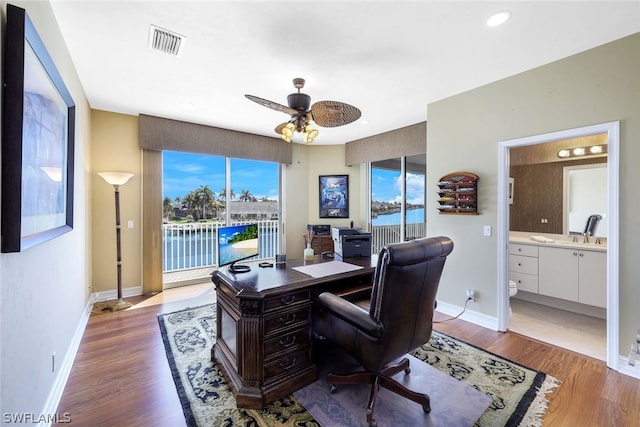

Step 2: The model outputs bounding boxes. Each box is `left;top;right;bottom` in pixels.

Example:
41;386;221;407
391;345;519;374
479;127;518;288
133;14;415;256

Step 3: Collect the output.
509;133;607;236
563;164;607;237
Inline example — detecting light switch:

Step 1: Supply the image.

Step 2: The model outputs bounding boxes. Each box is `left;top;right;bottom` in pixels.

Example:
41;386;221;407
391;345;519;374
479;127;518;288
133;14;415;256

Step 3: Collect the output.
127;220;134;229
483;225;492;237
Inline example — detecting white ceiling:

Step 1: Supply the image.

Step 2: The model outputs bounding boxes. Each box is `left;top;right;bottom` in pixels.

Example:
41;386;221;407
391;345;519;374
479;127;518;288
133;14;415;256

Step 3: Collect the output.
50;1;640;145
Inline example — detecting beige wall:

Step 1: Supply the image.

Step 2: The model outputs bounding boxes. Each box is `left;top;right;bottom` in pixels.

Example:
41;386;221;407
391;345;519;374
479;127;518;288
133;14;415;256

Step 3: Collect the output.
427;33;640;355
0;0;92;416
91;111;142;293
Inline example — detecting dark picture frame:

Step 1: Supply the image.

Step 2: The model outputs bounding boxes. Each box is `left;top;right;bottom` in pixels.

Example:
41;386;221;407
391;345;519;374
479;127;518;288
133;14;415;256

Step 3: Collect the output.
1;5;76;253
319;175;349;218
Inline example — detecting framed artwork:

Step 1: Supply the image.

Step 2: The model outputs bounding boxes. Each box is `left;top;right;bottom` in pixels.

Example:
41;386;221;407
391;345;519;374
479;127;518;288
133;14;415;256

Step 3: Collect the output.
1;5;76;252
319;175;349;218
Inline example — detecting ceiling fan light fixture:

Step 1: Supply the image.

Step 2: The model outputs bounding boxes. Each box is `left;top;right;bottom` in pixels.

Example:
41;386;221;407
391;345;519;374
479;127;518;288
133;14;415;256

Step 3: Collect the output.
281;122;295;142
303;124;319;144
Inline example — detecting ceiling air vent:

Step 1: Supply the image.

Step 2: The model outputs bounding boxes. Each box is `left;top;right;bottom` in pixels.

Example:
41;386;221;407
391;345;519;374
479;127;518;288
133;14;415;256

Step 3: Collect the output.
148;25;186;57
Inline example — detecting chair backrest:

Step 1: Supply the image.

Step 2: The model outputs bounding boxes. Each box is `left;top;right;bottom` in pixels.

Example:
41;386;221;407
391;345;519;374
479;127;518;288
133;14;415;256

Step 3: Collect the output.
369;236;454;357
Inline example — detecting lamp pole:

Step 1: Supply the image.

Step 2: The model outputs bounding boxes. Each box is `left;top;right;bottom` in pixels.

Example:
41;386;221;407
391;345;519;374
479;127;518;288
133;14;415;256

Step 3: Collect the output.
98;172;134;311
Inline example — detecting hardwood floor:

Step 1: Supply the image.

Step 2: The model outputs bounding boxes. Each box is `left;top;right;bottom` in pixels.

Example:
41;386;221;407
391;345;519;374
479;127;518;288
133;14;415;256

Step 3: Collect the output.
55;284;639;426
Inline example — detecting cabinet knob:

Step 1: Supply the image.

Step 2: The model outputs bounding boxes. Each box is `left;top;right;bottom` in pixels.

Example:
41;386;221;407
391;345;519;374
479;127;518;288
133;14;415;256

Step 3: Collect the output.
518;248;522;252
579;252;584;257
573;252;578;256
518;263;522;266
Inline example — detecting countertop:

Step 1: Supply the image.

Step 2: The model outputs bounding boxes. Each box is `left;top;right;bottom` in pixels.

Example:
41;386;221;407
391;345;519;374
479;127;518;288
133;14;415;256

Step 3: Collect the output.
509;233;607;252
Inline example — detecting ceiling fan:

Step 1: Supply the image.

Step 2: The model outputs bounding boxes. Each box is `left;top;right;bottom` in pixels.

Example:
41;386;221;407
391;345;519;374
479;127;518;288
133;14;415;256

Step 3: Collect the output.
245;78;362;143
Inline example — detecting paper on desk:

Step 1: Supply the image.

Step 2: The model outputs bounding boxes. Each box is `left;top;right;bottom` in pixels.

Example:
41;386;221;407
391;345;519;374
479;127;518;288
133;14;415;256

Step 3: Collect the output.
292;261;364;278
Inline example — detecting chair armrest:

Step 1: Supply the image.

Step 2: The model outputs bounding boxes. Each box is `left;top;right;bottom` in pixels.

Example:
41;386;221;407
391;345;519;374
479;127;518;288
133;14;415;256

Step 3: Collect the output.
317;292;381;338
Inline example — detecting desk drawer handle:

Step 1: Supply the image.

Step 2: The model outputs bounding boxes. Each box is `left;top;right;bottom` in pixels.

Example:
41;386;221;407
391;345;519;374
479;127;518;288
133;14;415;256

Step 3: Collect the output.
280;295;296;305
279;356;297;370
279;336;297;348
279;314;297;325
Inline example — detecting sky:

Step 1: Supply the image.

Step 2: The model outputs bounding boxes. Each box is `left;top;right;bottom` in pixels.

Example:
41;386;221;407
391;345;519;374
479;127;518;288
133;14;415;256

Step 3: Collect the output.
162;151;279;201
372;168;425;205
163;151;424;205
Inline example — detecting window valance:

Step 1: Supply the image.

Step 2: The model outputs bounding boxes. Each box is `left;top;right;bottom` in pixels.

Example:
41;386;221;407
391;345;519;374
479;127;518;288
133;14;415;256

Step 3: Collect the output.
138;114;292;164
345;121;426;166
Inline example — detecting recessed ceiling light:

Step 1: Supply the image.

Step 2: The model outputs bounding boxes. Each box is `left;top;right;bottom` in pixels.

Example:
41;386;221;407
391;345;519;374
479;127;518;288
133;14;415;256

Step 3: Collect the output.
487;11;512;27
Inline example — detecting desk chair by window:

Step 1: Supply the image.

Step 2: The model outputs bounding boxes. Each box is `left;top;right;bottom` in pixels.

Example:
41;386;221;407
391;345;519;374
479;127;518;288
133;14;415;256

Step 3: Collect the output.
313;236;454;426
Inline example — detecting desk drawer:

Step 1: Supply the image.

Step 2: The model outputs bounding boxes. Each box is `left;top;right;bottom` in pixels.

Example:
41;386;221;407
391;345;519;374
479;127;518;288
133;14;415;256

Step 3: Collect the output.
264;290;311;313
264;348;312;381
263;306;310;337
509;255;538;275
264;327;309;361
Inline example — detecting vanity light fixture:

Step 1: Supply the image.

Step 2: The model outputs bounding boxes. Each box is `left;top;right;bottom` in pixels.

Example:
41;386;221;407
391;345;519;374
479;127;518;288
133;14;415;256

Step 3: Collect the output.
557;145;607;159
487;10;512;27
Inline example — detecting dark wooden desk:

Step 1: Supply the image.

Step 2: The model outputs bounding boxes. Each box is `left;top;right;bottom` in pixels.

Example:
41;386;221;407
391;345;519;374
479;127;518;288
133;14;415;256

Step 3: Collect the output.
211;255;376;409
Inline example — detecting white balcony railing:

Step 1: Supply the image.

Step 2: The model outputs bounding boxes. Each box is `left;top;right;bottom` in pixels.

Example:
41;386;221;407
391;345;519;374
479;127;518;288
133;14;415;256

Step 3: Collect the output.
162;221;425;273
162;220;279;272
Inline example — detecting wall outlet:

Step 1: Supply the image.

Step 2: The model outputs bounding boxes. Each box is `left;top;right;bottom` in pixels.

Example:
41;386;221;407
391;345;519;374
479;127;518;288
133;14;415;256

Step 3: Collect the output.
466;289;475;302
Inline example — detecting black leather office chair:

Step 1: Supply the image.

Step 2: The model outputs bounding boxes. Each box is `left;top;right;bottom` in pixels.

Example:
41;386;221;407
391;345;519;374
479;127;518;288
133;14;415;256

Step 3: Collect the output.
313;236;454;426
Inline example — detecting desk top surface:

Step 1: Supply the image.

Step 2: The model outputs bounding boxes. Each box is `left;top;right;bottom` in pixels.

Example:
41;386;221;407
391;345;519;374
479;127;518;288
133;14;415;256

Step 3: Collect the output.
212;255;377;297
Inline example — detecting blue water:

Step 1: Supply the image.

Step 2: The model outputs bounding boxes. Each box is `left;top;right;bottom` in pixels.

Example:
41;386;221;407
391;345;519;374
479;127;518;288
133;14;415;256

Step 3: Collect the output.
372;208;425;226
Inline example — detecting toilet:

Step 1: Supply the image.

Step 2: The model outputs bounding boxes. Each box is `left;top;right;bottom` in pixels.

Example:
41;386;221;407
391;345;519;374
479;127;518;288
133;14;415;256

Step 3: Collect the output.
509;280;518;297
509;280;518;314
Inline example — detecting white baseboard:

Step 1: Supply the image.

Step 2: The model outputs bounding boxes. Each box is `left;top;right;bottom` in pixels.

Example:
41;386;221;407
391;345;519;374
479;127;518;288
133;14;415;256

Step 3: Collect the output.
435;300;499;331
617;357;640;379
93;285;143;302
38;294;96;427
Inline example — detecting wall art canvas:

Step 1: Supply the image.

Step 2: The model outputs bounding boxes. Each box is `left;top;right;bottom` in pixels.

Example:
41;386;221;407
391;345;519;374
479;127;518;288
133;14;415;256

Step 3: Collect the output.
319;175;349;218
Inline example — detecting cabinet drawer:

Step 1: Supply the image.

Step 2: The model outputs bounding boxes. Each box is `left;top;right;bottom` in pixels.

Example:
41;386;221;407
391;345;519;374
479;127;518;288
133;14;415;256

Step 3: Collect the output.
264;348;312;382
509;255;538;275
264;328;310;360
264;290;311;313
263;306;310;337
509;243;538;257
510;272;538;293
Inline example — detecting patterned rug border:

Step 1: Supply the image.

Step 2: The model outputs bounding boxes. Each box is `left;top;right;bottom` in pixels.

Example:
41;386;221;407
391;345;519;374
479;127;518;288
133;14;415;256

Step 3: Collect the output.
426;332;558;426
157;304;209;426
158;303;560;426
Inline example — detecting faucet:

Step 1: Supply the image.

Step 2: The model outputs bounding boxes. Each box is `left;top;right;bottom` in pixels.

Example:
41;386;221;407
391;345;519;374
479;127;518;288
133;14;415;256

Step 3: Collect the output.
572;234;578;243
583;231;591;244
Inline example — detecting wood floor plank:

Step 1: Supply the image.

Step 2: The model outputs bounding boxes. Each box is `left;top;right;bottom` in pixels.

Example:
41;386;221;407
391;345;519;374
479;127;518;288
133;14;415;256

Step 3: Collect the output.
54;289;639;426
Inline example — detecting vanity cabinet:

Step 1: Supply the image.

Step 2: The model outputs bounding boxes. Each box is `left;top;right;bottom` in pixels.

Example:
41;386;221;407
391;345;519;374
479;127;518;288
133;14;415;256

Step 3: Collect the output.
538;246;606;308
509;243;539;293
437;172;478;215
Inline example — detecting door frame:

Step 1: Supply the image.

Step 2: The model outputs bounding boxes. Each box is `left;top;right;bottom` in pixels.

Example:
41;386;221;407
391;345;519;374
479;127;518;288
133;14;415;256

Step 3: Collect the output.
497;121;619;370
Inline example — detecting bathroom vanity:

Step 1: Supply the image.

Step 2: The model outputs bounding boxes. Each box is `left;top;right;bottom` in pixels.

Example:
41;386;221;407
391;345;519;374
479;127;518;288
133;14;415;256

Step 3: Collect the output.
509;233;606;309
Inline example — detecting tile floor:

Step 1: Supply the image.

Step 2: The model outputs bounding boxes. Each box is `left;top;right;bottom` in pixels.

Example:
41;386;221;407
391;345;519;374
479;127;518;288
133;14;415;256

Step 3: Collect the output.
509;298;606;361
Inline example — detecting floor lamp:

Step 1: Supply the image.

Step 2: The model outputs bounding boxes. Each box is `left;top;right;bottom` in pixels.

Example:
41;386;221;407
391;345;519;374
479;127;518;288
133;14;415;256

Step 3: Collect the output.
98;172;134;311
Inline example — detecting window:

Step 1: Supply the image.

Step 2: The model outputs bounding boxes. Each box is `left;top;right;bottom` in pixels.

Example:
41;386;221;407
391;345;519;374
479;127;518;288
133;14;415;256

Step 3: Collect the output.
370;154;425;252
161;151;280;274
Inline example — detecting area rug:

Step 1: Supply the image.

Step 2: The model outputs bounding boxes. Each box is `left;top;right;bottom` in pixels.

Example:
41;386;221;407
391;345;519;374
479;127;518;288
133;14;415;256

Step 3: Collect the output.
158;304;559;426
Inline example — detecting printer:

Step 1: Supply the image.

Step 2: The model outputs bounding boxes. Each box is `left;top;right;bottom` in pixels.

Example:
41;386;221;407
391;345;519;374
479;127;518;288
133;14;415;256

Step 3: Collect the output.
332;227;372;258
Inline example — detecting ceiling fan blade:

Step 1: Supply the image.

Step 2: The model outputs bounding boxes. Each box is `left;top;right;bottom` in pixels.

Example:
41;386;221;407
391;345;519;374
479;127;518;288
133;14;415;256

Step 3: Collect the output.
245;94;298;116
274;122;288;134
311;100;362;128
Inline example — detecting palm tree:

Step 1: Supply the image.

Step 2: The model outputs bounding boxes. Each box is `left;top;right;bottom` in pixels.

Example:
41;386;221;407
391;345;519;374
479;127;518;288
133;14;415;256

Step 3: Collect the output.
196;185;215;220
163;197;174;219
218;187;236;201
239;189;254;202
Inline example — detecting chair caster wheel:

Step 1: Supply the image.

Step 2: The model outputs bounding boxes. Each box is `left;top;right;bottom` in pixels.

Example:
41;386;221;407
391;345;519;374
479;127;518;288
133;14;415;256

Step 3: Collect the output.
423;404;431;413
369;420;377;427
329;384;336;393
404;367;411;374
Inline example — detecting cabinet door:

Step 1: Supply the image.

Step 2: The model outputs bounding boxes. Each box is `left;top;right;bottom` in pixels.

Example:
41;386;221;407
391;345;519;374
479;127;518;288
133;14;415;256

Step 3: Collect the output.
538;247;579;301
579;251;607;308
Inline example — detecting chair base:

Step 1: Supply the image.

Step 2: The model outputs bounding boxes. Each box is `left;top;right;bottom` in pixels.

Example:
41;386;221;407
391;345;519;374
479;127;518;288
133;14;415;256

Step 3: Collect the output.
327;357;431;426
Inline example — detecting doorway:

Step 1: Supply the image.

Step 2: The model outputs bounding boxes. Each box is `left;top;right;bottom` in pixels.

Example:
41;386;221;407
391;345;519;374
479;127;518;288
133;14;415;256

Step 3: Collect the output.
497;121;620;370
